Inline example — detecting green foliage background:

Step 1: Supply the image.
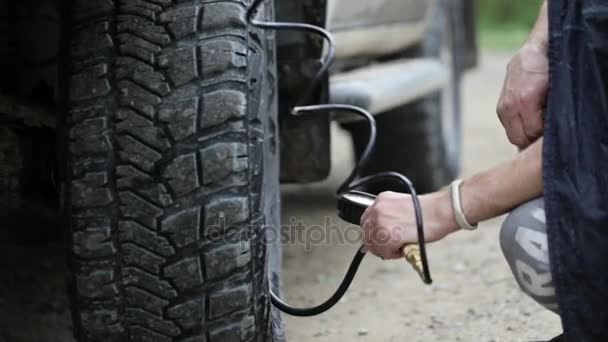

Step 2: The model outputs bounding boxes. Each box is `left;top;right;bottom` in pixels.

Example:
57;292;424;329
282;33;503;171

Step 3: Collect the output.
476;0;544;49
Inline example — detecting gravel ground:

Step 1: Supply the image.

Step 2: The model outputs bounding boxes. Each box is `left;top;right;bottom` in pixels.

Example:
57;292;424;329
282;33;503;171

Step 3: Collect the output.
0;52;562;342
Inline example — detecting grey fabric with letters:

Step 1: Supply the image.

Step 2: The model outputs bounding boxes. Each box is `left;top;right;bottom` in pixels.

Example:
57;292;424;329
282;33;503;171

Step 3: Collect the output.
500;197;559;313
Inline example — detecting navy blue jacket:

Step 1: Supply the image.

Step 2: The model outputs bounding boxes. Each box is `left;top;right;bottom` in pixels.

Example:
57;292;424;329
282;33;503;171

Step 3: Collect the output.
545;1;608;340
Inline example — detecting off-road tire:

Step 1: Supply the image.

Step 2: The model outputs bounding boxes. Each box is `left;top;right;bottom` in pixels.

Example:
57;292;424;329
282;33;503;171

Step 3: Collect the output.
343;0;463;194
63;0;282;341
346;96;456;194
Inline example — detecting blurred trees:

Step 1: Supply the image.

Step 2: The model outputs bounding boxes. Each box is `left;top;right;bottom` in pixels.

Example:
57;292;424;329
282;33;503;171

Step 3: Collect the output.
477;0;543;28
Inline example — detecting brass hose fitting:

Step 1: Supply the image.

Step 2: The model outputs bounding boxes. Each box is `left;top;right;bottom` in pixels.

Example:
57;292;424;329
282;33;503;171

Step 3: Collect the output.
402;244;425;282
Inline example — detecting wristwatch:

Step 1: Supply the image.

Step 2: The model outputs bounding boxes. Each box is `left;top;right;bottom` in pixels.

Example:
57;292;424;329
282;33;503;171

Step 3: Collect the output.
450;179;478;231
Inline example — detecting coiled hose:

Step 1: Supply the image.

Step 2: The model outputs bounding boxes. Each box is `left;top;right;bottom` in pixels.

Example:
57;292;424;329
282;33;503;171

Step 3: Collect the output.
247;0;432;317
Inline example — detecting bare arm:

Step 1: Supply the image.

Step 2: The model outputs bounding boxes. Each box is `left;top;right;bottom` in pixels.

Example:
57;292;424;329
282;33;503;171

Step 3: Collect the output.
361;2;549;259
497;1;549;148
458;137;543;226
528;1;549;49
455;2;547;223
455;2;547;221
361;139;543;259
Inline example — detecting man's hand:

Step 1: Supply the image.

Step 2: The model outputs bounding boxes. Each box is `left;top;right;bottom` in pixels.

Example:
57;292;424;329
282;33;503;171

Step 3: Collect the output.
497;43;549;149
360;191;458;260
497;1;549;150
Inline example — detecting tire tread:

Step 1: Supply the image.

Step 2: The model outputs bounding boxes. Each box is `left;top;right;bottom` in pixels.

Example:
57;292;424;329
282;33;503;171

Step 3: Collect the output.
65;1;277;341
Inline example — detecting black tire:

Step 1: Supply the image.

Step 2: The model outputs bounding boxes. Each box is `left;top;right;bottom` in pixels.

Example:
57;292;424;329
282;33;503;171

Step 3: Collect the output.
63;1;283;341
343;0;463;194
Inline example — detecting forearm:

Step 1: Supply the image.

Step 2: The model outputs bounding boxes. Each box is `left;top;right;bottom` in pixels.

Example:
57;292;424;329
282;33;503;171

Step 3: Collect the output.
452;2;547;225
527;0;549;50
428;138;543;235
459;138;543;226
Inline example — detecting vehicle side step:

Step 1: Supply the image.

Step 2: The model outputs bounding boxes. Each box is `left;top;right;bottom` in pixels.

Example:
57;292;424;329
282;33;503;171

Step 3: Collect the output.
330;58;447;120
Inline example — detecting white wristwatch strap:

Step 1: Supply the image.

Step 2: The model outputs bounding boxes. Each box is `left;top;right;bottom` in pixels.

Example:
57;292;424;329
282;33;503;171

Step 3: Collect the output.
450;179;478;231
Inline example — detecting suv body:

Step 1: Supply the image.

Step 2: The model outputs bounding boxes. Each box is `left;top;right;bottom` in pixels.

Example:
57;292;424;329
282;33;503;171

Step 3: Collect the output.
0;0;476;340
279;0;476;191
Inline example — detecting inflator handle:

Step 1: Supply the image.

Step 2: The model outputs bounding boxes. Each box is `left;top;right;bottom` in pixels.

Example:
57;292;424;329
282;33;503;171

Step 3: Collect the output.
337;191;426;281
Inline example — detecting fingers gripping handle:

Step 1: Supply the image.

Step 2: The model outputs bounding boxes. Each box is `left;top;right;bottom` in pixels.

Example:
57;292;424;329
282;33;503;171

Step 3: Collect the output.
337;191;428;283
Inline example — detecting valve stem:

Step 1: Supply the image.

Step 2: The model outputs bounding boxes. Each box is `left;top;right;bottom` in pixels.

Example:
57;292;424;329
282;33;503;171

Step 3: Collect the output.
402;244;426;282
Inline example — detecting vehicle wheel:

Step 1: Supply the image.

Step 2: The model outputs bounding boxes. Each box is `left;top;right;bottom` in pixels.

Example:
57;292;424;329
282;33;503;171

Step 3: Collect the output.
343;0;463;194
63;0;283;341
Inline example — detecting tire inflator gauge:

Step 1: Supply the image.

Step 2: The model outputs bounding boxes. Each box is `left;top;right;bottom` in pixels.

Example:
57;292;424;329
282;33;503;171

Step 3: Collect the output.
337;191;376;225
247;0;433;318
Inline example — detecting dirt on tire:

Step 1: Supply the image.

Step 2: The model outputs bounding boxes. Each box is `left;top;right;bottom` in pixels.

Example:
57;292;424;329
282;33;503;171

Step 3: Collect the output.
64;0;280;341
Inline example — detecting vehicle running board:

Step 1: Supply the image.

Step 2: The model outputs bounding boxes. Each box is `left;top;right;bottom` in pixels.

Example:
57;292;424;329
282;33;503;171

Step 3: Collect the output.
330;58;447;121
